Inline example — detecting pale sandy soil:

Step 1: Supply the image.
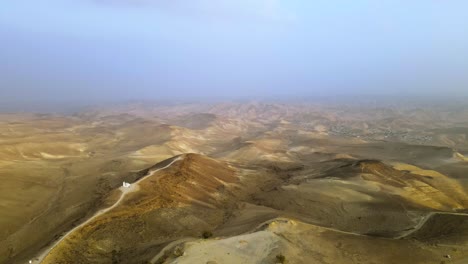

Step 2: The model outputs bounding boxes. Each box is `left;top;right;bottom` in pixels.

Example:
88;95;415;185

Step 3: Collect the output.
2;102;468;264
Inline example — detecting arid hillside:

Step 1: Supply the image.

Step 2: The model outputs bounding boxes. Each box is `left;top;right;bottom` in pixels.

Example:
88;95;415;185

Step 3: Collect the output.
1;100;468;264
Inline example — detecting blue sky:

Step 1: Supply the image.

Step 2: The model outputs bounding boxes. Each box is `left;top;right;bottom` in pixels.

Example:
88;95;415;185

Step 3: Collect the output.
1;0;468;102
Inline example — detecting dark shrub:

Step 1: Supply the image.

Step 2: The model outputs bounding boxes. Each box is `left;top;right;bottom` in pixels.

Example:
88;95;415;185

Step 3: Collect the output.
276;254;286;263
202;231;213;239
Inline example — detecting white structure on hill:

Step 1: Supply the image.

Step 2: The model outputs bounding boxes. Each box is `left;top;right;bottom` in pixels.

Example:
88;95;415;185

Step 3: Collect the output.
123;181;131;188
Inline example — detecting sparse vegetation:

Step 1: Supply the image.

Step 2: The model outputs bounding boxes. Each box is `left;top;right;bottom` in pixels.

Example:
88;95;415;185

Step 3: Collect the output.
4;102;468;263
111;249;120;264
202;231;213;239
276;254;286;264
173;246;184;257
154;250;172;264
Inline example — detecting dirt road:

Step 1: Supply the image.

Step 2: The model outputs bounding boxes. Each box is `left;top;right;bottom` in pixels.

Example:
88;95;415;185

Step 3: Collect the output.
30;156;182;264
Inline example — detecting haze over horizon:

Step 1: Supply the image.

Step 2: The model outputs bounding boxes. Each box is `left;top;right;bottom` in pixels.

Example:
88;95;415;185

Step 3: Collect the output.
2;1;468;104
2;4;468;263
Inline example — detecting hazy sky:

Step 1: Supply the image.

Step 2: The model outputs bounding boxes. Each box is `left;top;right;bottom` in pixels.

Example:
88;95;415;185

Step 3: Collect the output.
1;0;468;102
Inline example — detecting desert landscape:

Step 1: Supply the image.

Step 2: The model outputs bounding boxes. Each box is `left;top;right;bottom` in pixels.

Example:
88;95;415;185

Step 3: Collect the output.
3;0;468;263
1;100;468;264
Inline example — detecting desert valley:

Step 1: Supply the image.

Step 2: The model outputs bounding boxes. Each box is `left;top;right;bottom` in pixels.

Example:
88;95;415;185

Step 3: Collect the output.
1;99;468;264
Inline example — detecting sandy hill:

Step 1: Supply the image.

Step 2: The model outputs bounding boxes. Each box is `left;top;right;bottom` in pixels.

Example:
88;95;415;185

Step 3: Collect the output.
317;159;468;211
41;154;239;264
156;217;468;264
2;101;468;264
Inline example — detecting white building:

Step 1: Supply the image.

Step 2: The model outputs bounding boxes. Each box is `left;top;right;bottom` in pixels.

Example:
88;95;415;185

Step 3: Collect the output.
122;182;131;188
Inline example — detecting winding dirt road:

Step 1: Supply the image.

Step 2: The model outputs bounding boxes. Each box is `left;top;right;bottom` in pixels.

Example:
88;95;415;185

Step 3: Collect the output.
395;211;468;239
30;156;182;264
